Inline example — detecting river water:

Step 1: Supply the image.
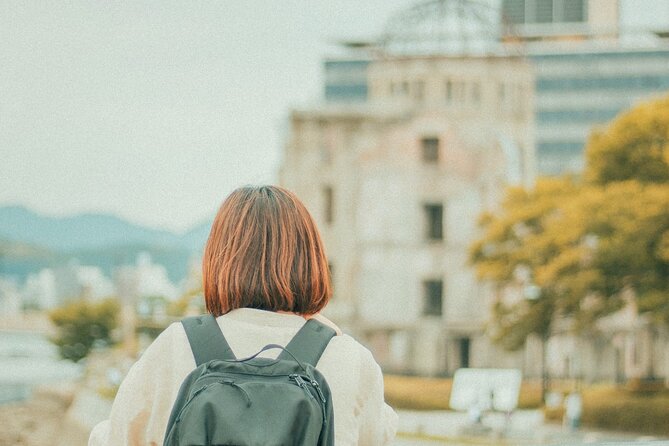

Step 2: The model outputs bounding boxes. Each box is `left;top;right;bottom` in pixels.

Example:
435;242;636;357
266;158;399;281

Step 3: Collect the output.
0;330;83;404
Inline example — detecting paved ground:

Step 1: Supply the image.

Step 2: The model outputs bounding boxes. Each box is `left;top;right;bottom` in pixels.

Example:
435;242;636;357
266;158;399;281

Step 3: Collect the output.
393;409;667;446
3;388;667;446
395;437;444;446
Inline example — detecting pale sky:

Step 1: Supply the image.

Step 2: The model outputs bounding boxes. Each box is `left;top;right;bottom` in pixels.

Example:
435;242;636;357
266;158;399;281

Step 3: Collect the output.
1;0;667;232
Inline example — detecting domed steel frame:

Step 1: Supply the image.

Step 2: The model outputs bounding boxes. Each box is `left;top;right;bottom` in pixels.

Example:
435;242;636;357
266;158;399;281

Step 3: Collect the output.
379;0;520;57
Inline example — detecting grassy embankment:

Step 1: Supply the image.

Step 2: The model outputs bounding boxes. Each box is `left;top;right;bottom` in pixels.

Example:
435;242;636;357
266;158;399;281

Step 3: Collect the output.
384;375;669;437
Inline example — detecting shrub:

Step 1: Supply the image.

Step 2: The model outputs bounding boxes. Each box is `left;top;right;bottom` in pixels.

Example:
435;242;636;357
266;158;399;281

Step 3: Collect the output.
517;380;542;409
49;297;120;362
625;377;667;394
581;385;669;436
543;405;565;422
384;375;542;411
384;375;669;435
384;375;452;410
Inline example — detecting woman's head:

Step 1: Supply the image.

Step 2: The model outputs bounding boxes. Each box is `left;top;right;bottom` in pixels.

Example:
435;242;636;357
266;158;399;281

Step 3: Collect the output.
202;185;331;316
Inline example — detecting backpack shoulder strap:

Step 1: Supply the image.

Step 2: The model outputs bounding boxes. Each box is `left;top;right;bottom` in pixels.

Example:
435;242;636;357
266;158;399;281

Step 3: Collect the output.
278;318;336;366
182;314;236;366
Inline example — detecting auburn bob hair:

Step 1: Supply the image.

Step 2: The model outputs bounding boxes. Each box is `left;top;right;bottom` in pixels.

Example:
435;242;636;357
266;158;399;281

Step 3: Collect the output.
202;185;332;316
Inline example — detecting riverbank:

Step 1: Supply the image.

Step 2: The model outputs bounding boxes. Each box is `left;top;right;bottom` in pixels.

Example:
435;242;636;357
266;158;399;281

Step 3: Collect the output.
0;383;112;446
0;384;74;446
0;329;83;405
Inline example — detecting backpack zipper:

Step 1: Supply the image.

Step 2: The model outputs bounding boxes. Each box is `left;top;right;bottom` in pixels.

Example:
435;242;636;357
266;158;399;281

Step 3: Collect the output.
305;377;326;404
176;379;252;422
289;374;328;429
218;379;252;407
175;383;215;422
164;382;220;444
167;374;328;443
201;370;326;401
288;374;314;400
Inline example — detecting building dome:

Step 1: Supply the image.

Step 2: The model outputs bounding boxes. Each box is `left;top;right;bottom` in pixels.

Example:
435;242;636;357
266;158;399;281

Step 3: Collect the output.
379;0;518;56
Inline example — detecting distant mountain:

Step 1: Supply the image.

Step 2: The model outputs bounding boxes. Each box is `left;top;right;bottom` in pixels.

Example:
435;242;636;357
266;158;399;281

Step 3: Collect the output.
0;205;175;251
178;220;212;252
0;206;214;283
0;205;212;252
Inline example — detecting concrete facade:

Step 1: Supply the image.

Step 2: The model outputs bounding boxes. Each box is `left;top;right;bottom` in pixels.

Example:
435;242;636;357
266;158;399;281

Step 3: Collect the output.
281;54;535;376
286;0;669;383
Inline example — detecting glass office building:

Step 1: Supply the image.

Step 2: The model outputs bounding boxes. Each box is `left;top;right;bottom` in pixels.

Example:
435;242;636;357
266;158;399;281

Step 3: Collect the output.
532;47;669;174
323;0;669;175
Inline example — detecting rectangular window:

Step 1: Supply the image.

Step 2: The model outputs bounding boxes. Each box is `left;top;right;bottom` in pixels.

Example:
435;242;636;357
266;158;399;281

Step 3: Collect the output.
421;137;440;163
319;121;331;164
413;80;425;102
504;0;585;24
471;82;481;105
514;83;524;115
424;203;444;240
459;337;471;368
562;0;586;22
502;0;525;24
445;80;453;103
323;186;334;224
423;280;443;316
445;80;465;103
535;0;553;23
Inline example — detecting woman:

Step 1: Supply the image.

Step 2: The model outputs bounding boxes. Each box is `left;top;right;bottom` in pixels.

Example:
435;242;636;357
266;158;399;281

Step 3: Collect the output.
89;185;398;445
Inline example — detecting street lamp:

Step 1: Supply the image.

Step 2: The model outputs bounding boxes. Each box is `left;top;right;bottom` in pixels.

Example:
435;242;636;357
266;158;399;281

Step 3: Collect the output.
523;281;549;403
514;263;550;402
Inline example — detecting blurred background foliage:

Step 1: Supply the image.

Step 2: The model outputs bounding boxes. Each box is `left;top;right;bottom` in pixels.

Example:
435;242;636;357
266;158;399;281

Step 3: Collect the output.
586;95;669;185
470;94;669;351
48;298;120;362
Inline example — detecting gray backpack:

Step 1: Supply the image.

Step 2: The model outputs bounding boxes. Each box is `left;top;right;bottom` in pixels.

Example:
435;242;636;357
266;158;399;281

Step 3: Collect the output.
163;314;336;446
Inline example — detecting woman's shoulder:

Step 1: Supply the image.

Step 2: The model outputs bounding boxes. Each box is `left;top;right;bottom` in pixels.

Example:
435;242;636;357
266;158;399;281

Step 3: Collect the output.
320;332;381;378
327;333;372;356
154;319;188;345
139;320;193;367
312;313;379;368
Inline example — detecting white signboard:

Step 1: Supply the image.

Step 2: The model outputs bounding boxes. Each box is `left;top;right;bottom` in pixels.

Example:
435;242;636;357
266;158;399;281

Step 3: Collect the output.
449;368;522;412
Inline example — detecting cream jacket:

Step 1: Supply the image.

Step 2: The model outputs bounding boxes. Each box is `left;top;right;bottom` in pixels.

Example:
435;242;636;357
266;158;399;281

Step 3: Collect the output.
89;308;398;445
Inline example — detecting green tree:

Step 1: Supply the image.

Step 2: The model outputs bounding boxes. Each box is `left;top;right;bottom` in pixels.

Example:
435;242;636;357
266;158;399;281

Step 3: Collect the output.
49;297;120;362
168;267;205;317
471;94;669;353
585;95;669;185
168;287;205;317
470;177;578;349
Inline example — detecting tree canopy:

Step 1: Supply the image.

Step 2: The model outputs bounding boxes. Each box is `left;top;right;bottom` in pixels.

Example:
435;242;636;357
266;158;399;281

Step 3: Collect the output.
585;95;669;185
49;297;120;362
471;94;669;350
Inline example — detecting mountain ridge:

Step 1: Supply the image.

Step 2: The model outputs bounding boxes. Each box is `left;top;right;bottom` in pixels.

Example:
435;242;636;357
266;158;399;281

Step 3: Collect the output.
0;206;213;283
0;205;212;252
